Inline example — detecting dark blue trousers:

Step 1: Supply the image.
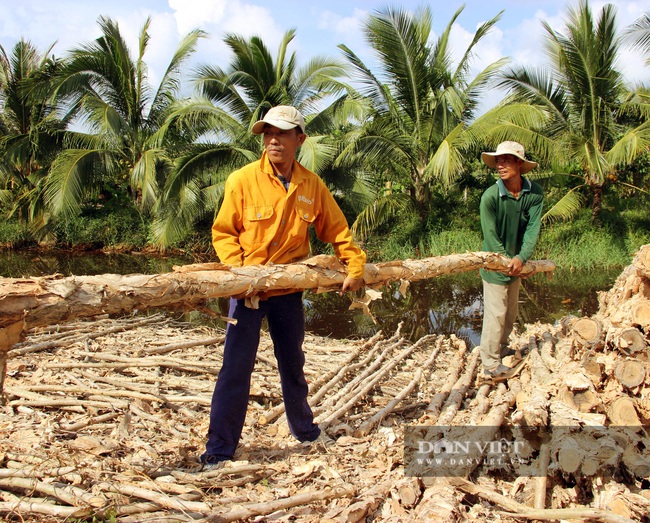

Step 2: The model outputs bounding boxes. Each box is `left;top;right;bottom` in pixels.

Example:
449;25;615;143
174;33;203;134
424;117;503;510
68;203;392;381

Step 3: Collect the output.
202;292;320;463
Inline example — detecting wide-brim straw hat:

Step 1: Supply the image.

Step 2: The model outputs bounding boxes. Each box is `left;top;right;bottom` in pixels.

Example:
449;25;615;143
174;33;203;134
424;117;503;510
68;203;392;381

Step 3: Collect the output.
481;141;538;174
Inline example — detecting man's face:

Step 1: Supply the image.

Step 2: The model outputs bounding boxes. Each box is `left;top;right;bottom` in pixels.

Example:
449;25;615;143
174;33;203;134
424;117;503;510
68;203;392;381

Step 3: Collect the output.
495;154;523;182
263;125;305;165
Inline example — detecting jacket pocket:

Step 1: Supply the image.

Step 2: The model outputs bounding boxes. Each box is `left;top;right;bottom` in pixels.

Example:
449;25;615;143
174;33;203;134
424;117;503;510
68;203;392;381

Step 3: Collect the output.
295;206;316;224
242;205;274;244
245;205;274;222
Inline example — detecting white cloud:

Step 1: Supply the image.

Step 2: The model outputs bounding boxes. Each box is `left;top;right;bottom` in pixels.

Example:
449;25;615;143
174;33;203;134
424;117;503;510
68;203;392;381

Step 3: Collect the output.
0;1;102;55
1;0;649;106
165;0;284;73
505;11;553;71
168;0;226;35
318;8;366;34
138;12;181;88
220;2;282;44
315;8;370;61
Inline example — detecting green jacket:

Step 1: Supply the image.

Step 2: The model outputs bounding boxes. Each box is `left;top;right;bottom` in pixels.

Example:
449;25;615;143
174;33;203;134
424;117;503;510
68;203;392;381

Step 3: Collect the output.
479;177;544;285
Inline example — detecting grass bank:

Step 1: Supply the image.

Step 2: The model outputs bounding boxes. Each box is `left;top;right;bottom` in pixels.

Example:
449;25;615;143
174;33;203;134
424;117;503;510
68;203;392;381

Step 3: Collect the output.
1;206;647;272
364;211;649;271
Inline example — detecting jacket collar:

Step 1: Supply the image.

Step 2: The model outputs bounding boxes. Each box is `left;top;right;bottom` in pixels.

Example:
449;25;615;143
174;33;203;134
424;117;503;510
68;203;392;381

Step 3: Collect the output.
260;151;306;185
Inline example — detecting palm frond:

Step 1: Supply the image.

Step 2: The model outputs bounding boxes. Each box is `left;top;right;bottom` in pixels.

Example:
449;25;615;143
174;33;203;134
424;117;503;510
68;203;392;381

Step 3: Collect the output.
150;28;207;122
45;148;104;216
297;135;338;174
542;186;584;223
351;192;414;240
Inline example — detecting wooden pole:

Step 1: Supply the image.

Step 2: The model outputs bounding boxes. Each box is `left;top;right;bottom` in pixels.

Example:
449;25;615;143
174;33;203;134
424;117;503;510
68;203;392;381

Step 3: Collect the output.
0;252;555;393
0;252;555;332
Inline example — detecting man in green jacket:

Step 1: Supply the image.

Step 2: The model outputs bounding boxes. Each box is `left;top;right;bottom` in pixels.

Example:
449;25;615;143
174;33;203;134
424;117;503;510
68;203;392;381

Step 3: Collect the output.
479;141;543;379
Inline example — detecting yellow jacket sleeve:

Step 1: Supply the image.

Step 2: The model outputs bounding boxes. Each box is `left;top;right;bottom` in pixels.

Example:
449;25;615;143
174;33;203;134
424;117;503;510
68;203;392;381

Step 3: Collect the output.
211;176;245;267
313;182;367;279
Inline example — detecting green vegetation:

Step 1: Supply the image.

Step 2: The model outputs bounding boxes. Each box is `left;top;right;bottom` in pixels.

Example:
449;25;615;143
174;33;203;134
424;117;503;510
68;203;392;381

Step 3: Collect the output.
358;208;648;270
0;219;33;248
0;1;649;271
52;207;150;249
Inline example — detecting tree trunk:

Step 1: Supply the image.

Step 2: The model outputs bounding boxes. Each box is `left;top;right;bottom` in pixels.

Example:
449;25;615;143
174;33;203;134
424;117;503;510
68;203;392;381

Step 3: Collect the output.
591;183;604;225
572;317;604;350
607;397;642;426
0;252;555;392
613;360;646;389
0;252;555;332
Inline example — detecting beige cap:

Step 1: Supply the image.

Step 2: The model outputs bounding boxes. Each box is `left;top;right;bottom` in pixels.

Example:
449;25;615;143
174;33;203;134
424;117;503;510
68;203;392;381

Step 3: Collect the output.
481;141;538;174
251;106;305;135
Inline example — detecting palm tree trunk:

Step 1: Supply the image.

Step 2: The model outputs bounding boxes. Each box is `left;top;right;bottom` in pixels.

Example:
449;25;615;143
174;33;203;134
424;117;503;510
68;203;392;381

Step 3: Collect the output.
411;179;430;220
591;184;604;225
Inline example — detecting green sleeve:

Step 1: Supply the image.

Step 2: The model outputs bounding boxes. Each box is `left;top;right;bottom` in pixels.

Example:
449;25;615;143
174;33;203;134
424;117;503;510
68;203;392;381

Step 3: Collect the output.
516;193;543;263
479;189;508;256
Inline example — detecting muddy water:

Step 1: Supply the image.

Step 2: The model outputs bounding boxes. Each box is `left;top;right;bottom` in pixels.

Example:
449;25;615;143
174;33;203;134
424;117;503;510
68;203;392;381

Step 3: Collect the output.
0;249;619;344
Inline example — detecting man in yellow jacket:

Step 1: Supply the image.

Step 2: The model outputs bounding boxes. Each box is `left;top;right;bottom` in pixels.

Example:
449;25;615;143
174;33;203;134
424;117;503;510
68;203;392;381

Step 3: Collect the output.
201;106;366;467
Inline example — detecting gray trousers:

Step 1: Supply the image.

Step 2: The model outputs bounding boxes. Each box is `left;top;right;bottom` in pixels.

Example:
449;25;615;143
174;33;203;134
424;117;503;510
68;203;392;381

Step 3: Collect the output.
480;278;521;370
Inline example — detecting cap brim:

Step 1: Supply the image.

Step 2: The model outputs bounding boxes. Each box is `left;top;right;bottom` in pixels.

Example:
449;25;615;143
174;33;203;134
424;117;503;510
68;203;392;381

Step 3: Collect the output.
251;119;300;135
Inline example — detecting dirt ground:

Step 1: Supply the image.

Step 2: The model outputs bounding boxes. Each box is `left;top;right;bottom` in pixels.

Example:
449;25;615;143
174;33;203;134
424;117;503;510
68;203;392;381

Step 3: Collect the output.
2;244;650;522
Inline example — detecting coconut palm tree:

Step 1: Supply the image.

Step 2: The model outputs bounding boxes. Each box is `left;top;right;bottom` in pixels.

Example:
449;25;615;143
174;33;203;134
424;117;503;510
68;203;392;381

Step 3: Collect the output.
151;29;365;248
46;16;205;220
335;5;509;239
495;0;650;224
0;39;70;230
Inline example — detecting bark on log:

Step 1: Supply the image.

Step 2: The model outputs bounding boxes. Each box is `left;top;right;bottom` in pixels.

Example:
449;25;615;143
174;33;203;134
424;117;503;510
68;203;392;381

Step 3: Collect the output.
534;441;551;509
571;390;600;413
339;479;394;522
597;244;650;320
0;252;554;392
607;397;642;426
622;443;650;479
0;500;91;519
424;337;467;416
513;386;550;427
449;477;638;523
0;252;555;332
607;327;648;356
318;336;434;430
581;351;604;387
412;478;463;521
354;341;439;437
436;345;480;426
203;484;355;523
631;299;650;327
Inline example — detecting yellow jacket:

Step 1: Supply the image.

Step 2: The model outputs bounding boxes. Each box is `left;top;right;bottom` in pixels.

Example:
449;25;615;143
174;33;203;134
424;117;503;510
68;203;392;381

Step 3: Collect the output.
212;152;366;279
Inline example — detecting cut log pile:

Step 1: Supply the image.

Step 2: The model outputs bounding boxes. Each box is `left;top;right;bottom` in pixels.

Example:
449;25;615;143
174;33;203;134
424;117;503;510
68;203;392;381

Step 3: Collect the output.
1;246;649;522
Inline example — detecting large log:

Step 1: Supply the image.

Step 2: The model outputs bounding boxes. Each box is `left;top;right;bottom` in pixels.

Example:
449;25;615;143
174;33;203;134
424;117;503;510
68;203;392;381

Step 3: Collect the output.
0;252;554;332
0;252;554;392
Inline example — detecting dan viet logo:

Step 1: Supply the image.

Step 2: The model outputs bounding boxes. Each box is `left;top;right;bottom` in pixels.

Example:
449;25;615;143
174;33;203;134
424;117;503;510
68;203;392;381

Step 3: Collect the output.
417;438;527;456
404;426;531;477
404;425;643;478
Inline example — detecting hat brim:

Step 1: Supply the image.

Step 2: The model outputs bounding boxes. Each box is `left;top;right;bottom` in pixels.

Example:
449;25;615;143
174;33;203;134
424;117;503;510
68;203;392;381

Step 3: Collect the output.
251;119;302;135
481;152;537;174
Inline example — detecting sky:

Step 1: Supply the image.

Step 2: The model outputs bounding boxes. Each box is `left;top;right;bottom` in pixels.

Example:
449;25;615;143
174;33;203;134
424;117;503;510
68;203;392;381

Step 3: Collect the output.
1;0;650;112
